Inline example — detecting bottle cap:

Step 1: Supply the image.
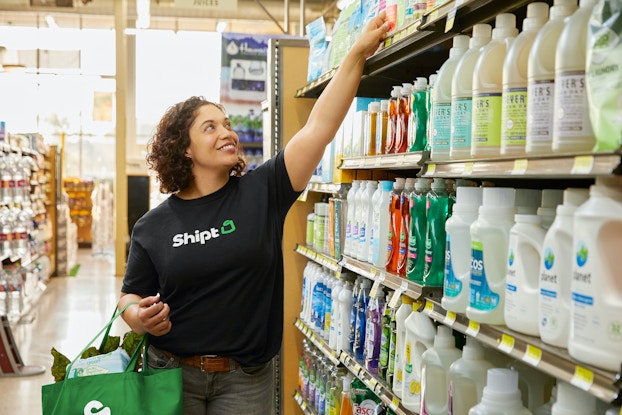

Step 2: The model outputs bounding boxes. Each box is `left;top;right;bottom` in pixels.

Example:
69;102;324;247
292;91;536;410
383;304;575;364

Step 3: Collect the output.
380;99;389;111
368;101;380;112
563;188;589;207
514;213;542;224
450;35;470;58
381;180;394;191
405;177;417;189
462;337;485;360
456;186;483;206
554;381;597;413
393;177;406;189
415;177;432;192
493;13;518;39
515;188;542;214
431;177;446;190
429;73;438;86
483;187;515;207
550;0;579;20
485;368;519;394
522;2;549;31
433;326;456;348
392;86;402;97
470;23;492;48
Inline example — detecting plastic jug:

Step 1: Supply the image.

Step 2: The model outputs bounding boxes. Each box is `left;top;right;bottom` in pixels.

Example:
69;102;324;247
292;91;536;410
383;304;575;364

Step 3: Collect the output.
469;368;532;415
402;308;436;412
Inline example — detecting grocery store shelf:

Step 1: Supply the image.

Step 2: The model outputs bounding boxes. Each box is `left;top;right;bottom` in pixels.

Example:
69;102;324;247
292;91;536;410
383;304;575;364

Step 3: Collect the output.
295;244;342;273
340;152;425;170
293;389;317;415
295;318;342;367
306;182;350;196
421;151;622;179
420;299;622;405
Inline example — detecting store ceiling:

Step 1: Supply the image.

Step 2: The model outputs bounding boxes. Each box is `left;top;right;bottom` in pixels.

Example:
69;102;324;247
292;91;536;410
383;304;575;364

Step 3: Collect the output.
0;0;341;34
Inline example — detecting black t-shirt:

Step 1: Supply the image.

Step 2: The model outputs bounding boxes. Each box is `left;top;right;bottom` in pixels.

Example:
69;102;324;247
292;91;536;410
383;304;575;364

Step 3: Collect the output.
121;151;301;366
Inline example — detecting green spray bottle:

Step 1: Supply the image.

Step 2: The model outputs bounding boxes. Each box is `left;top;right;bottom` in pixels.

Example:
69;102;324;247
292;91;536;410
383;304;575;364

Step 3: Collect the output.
423;178;449;286
406;178;432;283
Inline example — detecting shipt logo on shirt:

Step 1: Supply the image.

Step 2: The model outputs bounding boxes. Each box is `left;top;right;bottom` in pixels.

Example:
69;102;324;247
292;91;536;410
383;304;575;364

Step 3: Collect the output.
84;400;111;415
172;219;236;248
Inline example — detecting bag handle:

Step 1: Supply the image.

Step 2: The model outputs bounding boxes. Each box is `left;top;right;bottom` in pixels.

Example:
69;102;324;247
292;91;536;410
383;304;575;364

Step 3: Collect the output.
65;302;139;377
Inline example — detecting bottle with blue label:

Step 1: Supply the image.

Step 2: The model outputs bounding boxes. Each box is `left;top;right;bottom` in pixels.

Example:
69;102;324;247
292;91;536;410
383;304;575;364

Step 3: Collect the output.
538;188;589;348
354;278;371;360
442;186;483;314
467;187;516;325
569;176;622;371
504;214;547;336
423;178;450;287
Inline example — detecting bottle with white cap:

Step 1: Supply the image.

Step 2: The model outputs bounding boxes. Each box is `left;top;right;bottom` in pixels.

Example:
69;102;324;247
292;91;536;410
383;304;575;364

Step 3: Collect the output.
357;180;378;262
537;189;563;230
450;24;493;160
471;13;519;159
552;0;599;153
539;188;589;348
526;0;579;155
396;83;413;153
501;2;549;156
364;101;380;156
469;368;531;415
430;34;470;161
376;99;390;155
504;212;547;336
344;180;361;257
371;180;394;268
467;187;516;325
406;178;432;283
410;77;429;152
551;381;597;415
392;295;414;398
569;176;622;371
402;308;436;412
442;186;483;314
448;338;494;415
386;86;403;154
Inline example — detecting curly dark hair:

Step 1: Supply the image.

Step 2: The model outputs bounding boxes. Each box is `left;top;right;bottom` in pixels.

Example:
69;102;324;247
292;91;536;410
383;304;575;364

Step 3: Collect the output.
146;96;246;194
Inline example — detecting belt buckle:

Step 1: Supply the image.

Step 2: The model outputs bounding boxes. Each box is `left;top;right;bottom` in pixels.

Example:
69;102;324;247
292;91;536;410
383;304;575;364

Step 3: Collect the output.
200;355;218;372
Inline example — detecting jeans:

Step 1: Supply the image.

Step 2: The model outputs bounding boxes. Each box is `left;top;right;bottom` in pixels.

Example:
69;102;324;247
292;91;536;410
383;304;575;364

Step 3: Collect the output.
147;345;274;415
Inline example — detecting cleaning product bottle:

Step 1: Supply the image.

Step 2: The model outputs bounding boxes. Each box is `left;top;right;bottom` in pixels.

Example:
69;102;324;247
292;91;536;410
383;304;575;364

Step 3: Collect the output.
354;278;371;360
379;291;394;382
469;368;532;415
538;188;589;348
430;35;470;161
504;213;547;336
569;176;622;371
551;381;597;415
467;187;516;325
358;180;378;262
364;287;386;375
396;83;413;153
365;101;380;156
392;295;414;398
537;189;564;230
450;24;493;160
329;278;343;349
339;375;354;415
448;337;494;415
442;186;483;314
386;178;406;273
500;2;550;156
406;178;432;283
349;277;362;353
367;181;384;264
376;100;389;155
402;308;437;413
420;326;462;415
397;178;416;277
338;277;355;352
526;0;579;155
372;180;394;268
410;77;429;152
353;181;370;259
423;178;450;287
344;180;361;257
552;0;599;153
386;86;402;154
471;13;519;158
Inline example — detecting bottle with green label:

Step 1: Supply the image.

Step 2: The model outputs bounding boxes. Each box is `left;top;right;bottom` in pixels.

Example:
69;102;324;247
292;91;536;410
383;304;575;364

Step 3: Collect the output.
423;178;450;287
406;178;432;283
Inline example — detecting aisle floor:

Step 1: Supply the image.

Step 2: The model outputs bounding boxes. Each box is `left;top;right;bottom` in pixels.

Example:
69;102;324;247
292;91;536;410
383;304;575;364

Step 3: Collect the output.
0;249;124;415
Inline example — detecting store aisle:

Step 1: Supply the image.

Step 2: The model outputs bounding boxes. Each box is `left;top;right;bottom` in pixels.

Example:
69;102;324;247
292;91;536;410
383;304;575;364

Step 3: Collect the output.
0;249;126;415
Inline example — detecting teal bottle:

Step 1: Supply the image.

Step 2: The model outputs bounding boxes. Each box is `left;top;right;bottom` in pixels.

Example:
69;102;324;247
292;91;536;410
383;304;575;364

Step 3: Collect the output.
423;178;450;286
406;178;432;283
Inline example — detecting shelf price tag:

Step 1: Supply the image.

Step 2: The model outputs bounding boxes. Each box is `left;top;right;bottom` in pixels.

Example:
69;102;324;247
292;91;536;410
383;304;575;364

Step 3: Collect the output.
354;363;364;377
571;155;594;175
570;365;594;391
466;320;480;336
370;278;382;299
445;4;458;32
464;162;474;175
389;280;408;308
427;163;436;175
523;344;542;366
424;300;435;314
368;378;378;391
498;334;515;354
390;396;400;411
512;159;528;175
444;311;457;326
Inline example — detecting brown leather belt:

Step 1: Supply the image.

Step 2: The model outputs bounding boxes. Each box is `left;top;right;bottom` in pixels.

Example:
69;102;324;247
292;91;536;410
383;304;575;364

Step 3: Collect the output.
161;350;240;372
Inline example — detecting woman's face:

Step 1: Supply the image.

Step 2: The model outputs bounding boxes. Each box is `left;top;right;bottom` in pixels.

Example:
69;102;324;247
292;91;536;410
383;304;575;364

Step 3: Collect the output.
185;103;239;173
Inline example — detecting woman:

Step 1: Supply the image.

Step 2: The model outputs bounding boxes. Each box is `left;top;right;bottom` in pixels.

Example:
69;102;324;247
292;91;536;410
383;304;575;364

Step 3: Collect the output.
118;13;389;414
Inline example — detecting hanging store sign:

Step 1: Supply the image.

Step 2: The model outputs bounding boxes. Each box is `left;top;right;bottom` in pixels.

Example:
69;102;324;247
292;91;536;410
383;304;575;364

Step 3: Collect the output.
174;0;237;10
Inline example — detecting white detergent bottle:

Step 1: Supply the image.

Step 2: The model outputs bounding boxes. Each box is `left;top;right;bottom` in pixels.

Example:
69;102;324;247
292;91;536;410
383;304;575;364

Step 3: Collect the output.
442;186;483;314
471;13;519;159
338;278;355;352
329;279;343;349
537;189;564;230
505;214;547;336
449;338;495;415
353;181;370;259
500;2;549;156
539;188;589;348
372;180;394;267
551;381;597;415
469;368;532;415
526;0;579;155
510;359;556;412
552;0;599;153
467;187;516;325
367;181;384;264
344;180;361;256
358;180;378;261
450;23;492;160
569;176;622;371
420;326;462;415
392;295;414;398
402;308;436;413
430;34;470;161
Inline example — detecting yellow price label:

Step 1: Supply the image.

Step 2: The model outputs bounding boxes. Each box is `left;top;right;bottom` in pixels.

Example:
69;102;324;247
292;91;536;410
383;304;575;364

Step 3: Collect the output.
425;300;434;313
444;311;457;326
570;365;594;391
384;37;392;47
513;158;528;174
523;344;542;366
445;6;458;32
354;363;363;376
427;163;436;175
390;396;400;410
571;155;594;175
369;378;378;390
498;334;515;353
464;162;474;174
297;189;308;202
335;269;342;280
407;24;417;36
466;320;480;336
370;279;382;299
301;401;307;409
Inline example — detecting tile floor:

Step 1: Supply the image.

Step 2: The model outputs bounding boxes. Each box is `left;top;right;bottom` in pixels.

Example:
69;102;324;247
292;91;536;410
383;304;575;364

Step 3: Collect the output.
0;249;125;415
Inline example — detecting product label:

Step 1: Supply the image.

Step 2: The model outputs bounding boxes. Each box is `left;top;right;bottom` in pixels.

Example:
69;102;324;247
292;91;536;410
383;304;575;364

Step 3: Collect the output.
571;240;596;342
472;93;502;147
540;246;561;337
501;88;528;146
432;102;451;150
469;241;500;311
505;248;518;314
527;79;555;142
451;98;472;150
444;235;461;297
554;71;593;138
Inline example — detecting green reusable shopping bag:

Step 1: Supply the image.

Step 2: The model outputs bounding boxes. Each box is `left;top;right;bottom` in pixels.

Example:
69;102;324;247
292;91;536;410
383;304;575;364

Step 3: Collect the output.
41;304;183;415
